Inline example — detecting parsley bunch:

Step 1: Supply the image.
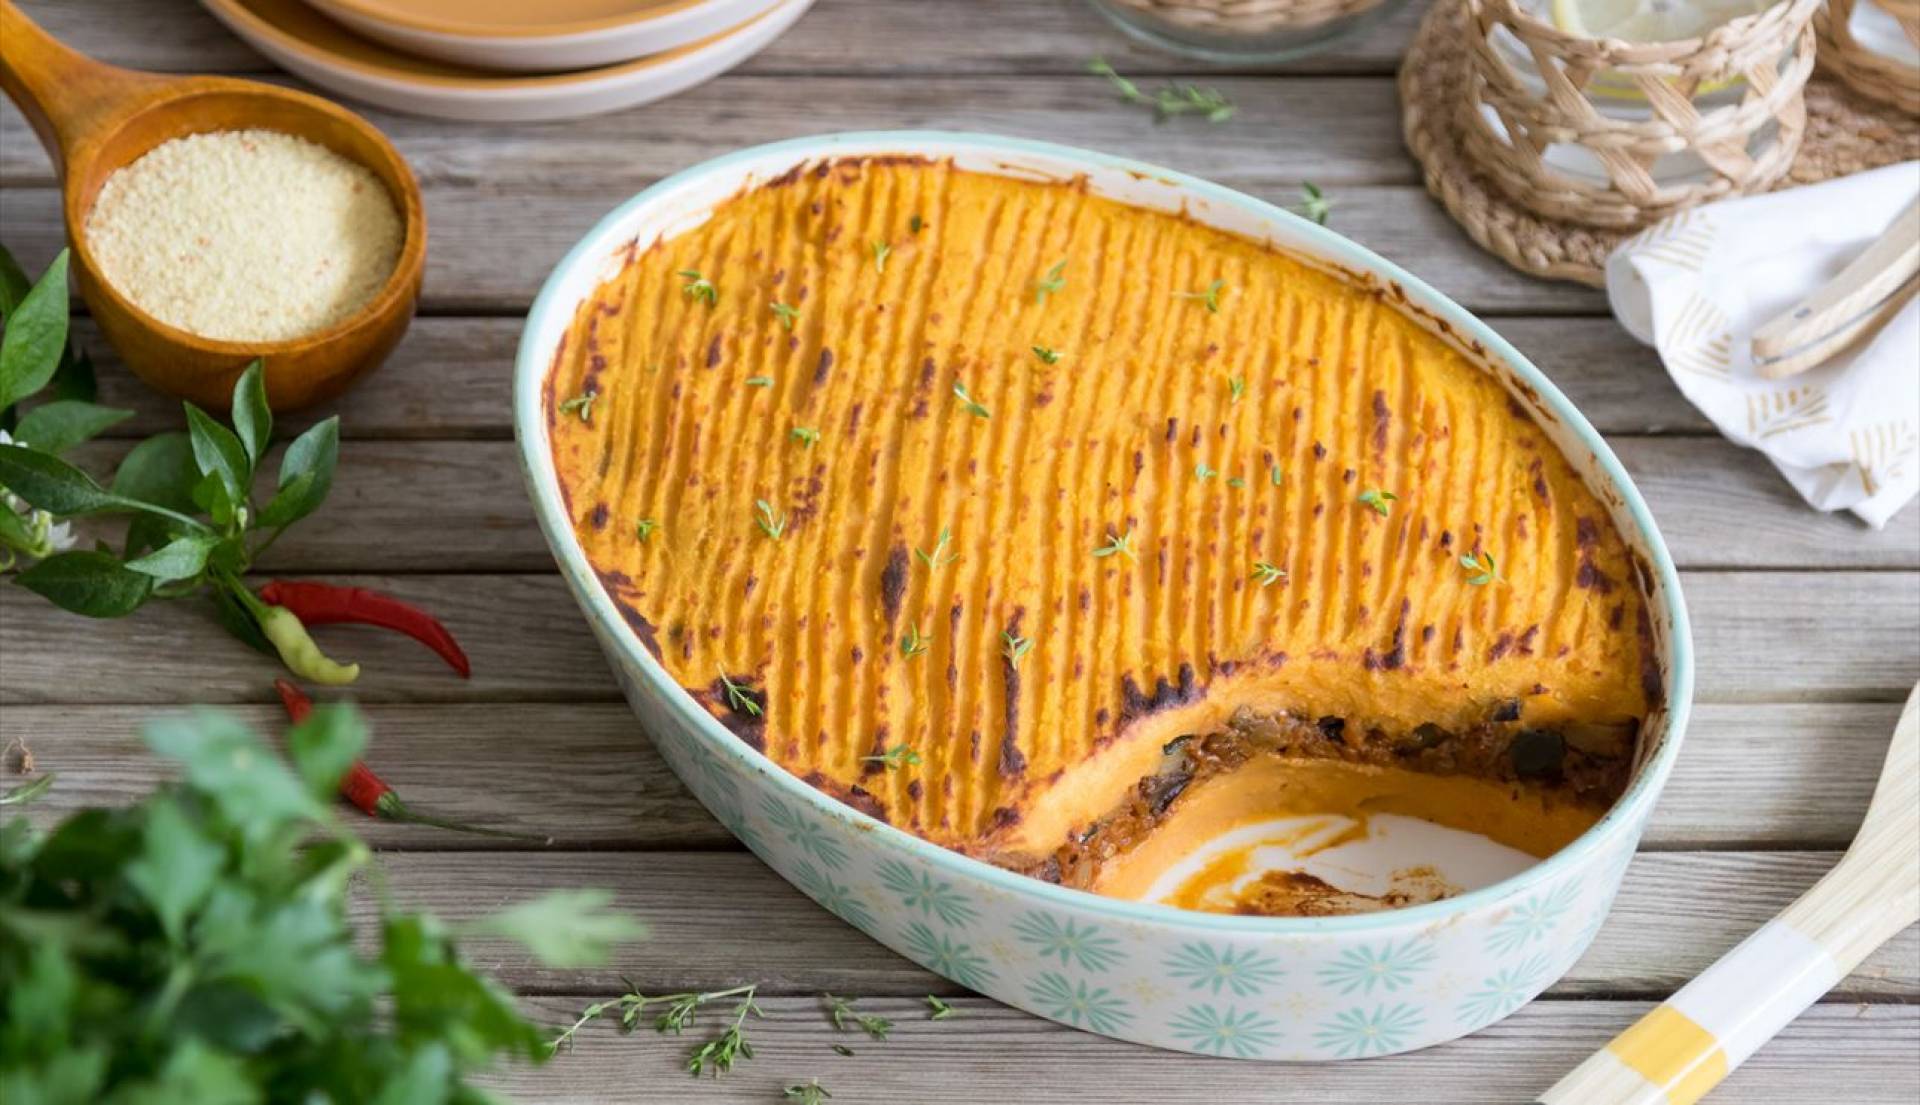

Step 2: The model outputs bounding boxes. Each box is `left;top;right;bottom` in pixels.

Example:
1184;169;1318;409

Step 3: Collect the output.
0;705;643;1102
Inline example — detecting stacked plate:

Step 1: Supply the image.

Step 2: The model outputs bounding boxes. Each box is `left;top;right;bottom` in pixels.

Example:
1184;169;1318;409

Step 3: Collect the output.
198;0;814;122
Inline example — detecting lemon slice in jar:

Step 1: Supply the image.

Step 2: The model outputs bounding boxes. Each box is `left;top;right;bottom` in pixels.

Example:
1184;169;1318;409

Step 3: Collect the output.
1548;0;1773;97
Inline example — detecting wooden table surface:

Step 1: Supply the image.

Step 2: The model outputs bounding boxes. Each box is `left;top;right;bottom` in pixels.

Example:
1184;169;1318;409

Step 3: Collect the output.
4;1;1918;1100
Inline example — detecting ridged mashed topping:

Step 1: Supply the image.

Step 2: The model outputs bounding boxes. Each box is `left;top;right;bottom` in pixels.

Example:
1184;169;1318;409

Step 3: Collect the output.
548;157;1654;860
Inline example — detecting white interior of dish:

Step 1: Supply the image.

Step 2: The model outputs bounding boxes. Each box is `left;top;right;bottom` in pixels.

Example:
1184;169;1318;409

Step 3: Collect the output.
519;132;1689;916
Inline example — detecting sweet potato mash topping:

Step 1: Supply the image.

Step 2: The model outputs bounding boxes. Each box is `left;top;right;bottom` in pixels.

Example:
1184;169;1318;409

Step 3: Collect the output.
548;157;1653;865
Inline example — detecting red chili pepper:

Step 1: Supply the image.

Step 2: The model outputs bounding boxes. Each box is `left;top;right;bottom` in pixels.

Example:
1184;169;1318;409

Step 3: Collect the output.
259;581;470;678
271;679;548;843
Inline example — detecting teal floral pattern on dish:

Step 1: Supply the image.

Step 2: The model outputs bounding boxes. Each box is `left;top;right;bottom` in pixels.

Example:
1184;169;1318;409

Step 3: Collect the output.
1456;953;1553;1027
790;861;877;931
1314;937;1437;995
1486;878;1582;954
1011;911;1125;972
874;857;978;926
1314;1003;1427;1058
1164;941;1284;997
760;794;849;869
1168;1004;1282;1058
902;921;997;992
1028;972;1134;1034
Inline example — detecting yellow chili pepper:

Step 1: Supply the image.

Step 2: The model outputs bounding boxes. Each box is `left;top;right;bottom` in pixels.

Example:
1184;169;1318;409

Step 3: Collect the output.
258;604;359;686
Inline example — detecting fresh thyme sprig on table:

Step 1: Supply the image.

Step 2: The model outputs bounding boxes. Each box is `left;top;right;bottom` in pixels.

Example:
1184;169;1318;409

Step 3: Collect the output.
552;983;764;1078
824;993;893;1040
1088;59;1235;123
786;1079;833;1103
926;994;959;1020
1299;182;1333;226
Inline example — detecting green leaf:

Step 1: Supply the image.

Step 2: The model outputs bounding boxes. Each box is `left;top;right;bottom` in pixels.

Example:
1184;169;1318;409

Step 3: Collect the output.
144;710;324;832
112;432;200;513
286;703;368;798
0;500;37;557
0;250;69;413
258;417;338;529
0;442;122;515
127;1037;258;1105
193;470;238;531
230;361;271;468
12;399;133;454
467;889;646;969
15;551;153;617
49;344;97;403
124;798;225;942
0;243;30;321
372;1043;453;1105
211;580;274;656
125;534;219;582
183;402;251;507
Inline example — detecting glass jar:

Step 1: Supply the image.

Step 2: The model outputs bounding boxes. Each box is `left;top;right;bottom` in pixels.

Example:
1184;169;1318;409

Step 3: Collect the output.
1086;0;1412;63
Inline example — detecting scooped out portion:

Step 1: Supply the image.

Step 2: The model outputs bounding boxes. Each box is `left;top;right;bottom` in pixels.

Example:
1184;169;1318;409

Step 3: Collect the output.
547;155;1658;917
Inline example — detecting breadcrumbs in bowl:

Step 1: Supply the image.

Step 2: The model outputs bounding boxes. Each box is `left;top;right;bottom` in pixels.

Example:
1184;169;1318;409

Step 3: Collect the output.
83;128;403;344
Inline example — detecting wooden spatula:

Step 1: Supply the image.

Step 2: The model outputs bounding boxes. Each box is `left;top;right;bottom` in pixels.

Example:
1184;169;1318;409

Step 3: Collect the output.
1536;683;1919;1105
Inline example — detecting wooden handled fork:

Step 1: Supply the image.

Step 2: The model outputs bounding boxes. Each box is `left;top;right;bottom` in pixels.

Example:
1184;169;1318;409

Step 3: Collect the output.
1537;683;1919;1105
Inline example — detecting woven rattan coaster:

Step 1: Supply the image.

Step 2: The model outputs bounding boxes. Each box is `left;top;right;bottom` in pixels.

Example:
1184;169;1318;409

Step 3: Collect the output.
1401;0;1920;287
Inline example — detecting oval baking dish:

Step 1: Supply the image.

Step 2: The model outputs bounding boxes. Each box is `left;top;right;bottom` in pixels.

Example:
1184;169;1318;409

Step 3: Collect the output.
513;131;1694;1059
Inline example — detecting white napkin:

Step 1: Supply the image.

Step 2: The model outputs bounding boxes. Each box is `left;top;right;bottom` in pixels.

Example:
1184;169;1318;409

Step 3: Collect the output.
1606;162;1920;529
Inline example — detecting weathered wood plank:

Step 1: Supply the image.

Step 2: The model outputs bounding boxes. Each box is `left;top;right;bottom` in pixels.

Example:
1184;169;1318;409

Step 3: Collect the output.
499;996;1919;1104
345;851;1920;998
11;0;1422;76
42;434;1920;572
2;76;1418;190
73;316;1715;440
0;184;1608;315
8;702;1897;851
3;571;1915;705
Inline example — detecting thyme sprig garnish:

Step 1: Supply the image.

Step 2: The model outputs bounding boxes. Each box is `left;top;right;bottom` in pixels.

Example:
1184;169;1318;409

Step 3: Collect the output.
926;995;959;1020
558;389;597;423
1270;463;1284;486
785;1079;833;1103
916;526;957;568
745;376;774;388
1228;375;1245;403
1088;59;1235;123
910;214;924;234
1358;488;1398;516
1035;260;1067;305
952;381;990;419
754;499;787;539
1252;560;1288;586
824;994;893;1040
1001;631;1034;667
1227;476;1245;488
551;983;763;1079
863;745;922;770
1032;344;1063;365
1174;279;1226;313
678;270;718;306
636;518;659;542
1194;463;1217;482
871;241;892;273
1461;550;1500;586
900;624;931;658
1092;527;1136;560
770;301;800;330
832;1043;855;1057
717;670;762;717
791;425;821;447
1299;182;1332;226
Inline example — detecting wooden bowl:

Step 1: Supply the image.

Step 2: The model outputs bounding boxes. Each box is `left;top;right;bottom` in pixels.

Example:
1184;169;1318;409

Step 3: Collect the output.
0;0;426;412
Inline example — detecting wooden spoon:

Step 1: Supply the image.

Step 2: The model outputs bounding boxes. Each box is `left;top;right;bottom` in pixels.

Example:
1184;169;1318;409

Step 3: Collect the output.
1537;682;1919;1105
0;0;425;412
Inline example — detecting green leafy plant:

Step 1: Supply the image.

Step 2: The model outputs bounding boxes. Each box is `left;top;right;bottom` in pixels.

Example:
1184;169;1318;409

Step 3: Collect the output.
0;705;643;1103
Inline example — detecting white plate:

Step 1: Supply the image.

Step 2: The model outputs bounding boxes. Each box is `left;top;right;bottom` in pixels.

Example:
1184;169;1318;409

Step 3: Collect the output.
197;0;812;123
304;0;786;72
